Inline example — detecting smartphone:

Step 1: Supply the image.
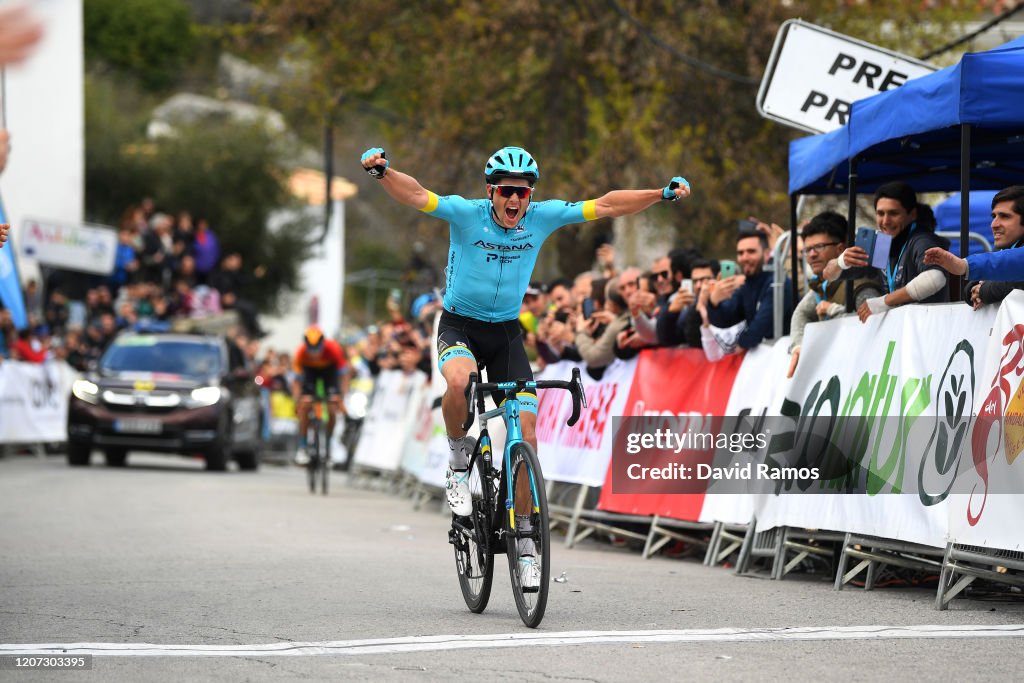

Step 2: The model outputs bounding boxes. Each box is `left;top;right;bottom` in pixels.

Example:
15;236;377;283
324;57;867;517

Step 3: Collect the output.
720;260;739;278
581;297;595;319
388;288;402;303
737;219;758;232
680;279;693;294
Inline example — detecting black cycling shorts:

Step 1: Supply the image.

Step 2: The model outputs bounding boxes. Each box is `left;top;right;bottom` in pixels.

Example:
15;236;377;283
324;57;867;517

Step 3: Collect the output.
300;367;340;398
436;310;538;413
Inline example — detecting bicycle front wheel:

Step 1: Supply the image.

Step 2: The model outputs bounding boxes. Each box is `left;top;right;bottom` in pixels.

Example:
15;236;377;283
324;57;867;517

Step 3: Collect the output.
306;422;319;494
504;442;551;628
453;438;494;613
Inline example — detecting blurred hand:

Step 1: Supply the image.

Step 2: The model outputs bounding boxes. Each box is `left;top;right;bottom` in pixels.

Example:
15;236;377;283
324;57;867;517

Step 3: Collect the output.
590;310;615;326
751;217;785;251
787;347;800;379
596;243;615;269
628;290;656;316
814;300;831;318
971;282;983;310
710;275;744;306
0;7;43;66
0;222;8;249
923;247;968;276
840;246;869;269
668;288;694;314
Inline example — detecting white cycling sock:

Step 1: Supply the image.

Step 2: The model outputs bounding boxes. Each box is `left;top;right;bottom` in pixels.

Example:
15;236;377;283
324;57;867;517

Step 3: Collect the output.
447;435;472;470
516;514;537;556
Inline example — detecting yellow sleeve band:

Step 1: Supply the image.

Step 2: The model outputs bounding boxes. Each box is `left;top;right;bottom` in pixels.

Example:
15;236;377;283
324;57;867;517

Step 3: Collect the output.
582;199;598;221
419;191;439;213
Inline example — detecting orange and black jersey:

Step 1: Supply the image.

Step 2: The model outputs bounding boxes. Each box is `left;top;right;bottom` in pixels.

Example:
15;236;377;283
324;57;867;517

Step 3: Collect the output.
293;338;347;375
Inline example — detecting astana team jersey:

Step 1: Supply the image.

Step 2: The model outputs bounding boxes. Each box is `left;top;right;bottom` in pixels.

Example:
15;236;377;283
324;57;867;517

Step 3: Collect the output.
420;192;598;322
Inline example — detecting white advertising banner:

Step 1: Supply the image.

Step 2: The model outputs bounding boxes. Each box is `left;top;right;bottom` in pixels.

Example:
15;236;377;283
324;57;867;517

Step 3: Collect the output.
536;358;637;487
353;369;428;473
757;19;936;133
0;361;77;443
699;340;791;525
753;303;997;548
947;290;1024;551
20;218;117;275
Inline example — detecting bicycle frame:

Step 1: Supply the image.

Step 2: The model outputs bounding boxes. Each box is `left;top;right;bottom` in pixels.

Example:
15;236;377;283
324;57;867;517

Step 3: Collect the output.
473;384;541;535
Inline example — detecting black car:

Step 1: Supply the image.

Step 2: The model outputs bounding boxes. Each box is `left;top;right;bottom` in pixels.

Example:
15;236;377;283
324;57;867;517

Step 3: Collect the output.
67;332;263;471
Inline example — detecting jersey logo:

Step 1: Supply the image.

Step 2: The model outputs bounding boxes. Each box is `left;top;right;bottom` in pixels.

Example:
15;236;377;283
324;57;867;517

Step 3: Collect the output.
473;239;534;251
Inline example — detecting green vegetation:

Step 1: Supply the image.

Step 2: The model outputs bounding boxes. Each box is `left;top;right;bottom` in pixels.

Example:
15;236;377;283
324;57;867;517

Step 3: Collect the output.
84;0;196;90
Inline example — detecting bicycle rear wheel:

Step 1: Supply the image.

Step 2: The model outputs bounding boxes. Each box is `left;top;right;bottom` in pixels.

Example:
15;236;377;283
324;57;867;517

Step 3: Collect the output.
504;442;550;628
452;438;494;613
319;421;330;495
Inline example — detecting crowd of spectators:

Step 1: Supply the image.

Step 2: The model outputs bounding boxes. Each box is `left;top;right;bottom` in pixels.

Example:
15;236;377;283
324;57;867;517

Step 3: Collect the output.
4;183;1022;398
0;198;267;369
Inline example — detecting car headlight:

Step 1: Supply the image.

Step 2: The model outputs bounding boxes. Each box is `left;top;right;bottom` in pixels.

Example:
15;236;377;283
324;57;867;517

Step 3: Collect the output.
186;386;223;408
71;379;100;404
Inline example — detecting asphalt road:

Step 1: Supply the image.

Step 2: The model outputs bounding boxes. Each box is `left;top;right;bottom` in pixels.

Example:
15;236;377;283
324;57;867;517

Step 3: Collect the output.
1;452;1022;682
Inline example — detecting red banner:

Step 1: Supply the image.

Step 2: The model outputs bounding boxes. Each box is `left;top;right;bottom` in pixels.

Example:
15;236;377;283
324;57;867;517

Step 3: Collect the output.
597;347;744;521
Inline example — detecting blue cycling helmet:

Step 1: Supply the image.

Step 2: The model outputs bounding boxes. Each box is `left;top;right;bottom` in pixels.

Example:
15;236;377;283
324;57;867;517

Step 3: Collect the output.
484;146;539;185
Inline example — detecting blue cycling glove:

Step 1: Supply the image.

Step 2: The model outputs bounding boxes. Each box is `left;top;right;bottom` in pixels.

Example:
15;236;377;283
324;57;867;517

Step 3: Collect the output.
361;147;388;179
662;176;690;201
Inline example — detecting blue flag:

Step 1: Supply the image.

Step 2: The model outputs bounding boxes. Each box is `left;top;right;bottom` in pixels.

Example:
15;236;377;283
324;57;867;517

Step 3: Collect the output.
0;195;27;330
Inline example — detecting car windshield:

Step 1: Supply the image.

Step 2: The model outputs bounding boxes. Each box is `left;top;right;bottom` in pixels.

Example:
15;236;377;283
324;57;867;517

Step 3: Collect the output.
101;337;223;379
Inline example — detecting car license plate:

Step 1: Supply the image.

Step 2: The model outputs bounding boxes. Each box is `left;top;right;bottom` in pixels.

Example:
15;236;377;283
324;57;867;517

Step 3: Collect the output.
114;418;162;434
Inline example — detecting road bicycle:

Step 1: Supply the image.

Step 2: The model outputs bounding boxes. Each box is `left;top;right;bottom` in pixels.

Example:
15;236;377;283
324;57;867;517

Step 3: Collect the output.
305;378;331;495
448;367;586;628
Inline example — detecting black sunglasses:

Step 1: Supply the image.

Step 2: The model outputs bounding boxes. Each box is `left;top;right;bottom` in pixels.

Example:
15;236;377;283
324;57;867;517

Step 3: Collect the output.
493;185;533;199
653;270;671;280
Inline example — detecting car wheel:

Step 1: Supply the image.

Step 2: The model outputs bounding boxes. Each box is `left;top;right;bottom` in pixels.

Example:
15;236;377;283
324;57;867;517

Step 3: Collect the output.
67;442;92;466
104;448;128;467
235;448;260;472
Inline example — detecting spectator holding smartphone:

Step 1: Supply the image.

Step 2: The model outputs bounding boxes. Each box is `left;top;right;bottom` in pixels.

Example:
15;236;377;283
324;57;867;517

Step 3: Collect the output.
706;229;793;349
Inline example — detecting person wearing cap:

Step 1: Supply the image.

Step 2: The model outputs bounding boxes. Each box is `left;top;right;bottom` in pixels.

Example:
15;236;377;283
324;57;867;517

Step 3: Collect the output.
291;325;349;467
360;144;691;590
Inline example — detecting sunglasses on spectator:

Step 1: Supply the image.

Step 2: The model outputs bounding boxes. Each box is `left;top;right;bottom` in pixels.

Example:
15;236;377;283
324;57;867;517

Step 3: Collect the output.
653;270;671;280
493;185;534;199
804;241;841;255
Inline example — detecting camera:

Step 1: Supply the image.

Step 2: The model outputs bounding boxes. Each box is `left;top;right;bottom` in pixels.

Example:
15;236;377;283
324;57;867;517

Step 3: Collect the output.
581;297;595;319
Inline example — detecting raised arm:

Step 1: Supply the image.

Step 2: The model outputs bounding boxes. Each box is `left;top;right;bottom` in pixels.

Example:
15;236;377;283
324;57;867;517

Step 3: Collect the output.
360;147;432;210
591;177;691;219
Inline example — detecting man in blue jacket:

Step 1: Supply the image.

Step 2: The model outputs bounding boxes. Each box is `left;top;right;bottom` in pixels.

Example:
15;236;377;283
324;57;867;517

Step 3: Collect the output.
706;229;793;349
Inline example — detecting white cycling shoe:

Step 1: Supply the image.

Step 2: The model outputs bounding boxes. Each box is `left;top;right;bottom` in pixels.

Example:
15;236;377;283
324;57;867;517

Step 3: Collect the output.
518;555;541;591
293;447;310;466
445;468;473;517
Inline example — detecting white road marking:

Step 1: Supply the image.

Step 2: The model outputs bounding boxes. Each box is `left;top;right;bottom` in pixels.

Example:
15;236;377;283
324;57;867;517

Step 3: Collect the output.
2;625;1023;657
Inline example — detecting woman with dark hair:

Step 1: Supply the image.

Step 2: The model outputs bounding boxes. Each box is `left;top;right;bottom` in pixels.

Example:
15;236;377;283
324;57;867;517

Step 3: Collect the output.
824;180;950;321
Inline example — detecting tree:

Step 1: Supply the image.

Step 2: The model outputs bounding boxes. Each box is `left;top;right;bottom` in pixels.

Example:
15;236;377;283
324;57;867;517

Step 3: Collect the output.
236;0;984;276
84;74;313;312
84;0;196;90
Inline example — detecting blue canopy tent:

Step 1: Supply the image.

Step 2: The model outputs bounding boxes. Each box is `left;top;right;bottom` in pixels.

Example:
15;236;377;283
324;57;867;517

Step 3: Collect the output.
785;34;1024;302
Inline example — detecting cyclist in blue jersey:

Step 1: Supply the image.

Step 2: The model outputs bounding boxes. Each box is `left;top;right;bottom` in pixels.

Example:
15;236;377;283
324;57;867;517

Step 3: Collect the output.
361;145;690;586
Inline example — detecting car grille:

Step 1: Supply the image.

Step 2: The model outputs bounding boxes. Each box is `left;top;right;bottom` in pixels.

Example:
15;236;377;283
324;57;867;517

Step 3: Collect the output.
101;389;184;413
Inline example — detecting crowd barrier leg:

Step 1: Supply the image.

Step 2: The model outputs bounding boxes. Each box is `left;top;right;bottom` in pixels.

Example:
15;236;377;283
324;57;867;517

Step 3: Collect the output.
733;516;760;575
641;516;712;560
2;443;47;459
563;485;592;549
833;533;945;591
935;543;1024;610
704;521;748;567
775;528;844;580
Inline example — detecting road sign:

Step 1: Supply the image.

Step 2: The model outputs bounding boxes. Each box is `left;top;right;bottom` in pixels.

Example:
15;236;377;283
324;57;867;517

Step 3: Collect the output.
757;19;937;134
